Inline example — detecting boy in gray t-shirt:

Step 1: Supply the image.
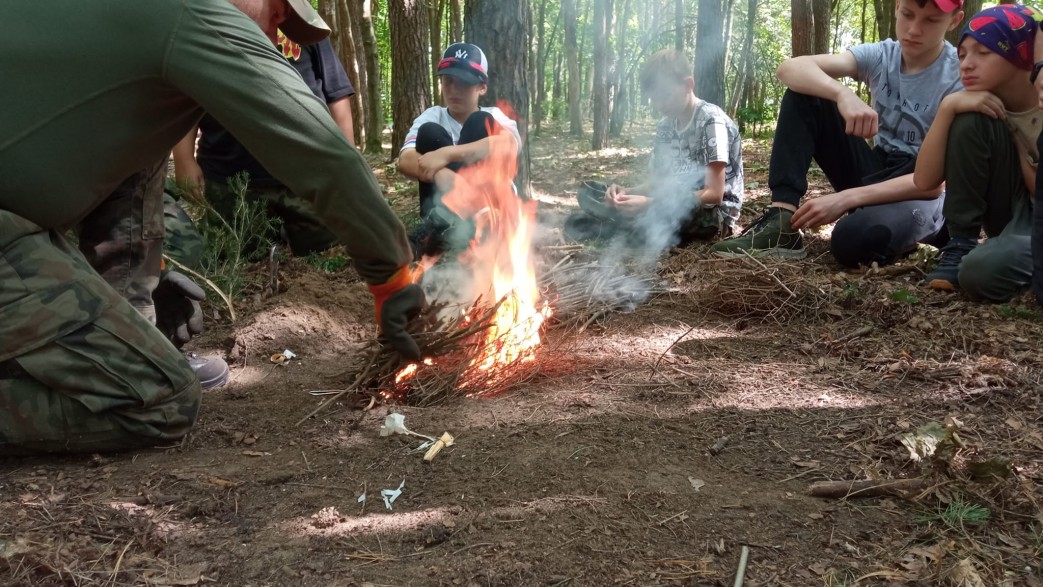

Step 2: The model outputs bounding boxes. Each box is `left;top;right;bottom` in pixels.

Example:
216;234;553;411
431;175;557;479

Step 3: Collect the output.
566;50;743;248
713;0;966;266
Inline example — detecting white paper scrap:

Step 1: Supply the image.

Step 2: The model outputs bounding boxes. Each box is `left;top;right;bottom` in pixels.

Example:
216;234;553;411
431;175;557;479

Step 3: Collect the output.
381;480;406;510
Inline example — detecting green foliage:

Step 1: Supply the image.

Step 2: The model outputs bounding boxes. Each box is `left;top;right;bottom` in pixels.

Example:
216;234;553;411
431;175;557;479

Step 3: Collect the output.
303;252;350;273
196;173;281;299
890;289;921;305
995;304;1043;321
916;501;991;530
736;105;773;137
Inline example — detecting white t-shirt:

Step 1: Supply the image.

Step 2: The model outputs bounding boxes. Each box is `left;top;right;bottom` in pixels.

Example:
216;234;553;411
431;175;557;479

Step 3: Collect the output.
849;39;963;157
401;106;521;152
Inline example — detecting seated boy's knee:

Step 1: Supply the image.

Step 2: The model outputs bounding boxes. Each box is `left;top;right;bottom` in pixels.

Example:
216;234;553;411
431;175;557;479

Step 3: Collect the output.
830;220;891;268
957;251;1015;302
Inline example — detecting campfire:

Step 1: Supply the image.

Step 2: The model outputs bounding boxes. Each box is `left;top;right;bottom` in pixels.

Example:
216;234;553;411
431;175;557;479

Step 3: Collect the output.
322;109;554;408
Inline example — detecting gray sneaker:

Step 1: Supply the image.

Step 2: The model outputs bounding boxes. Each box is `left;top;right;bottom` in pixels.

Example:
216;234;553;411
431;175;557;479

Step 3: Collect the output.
710;207;807;259
185;352;230;390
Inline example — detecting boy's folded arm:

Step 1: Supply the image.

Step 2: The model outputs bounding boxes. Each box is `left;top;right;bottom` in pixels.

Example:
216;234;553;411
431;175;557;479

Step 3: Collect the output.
776;52;860;102
398;147;423;179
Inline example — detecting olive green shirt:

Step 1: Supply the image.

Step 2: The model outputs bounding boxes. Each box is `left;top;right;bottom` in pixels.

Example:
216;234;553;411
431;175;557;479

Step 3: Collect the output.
0;0;410;284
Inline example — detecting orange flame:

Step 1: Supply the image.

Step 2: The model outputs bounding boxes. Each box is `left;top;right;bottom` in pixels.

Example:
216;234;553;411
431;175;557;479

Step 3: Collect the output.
385;104;549;396
438;106;550;383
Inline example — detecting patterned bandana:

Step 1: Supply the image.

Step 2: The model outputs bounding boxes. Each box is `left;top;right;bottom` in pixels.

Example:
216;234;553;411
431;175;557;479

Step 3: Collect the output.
960;4;1043;71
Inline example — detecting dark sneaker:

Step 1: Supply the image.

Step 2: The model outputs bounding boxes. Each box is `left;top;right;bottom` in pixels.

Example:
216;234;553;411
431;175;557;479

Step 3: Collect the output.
711;207;806;259
925;237;977;291
185;352;230;390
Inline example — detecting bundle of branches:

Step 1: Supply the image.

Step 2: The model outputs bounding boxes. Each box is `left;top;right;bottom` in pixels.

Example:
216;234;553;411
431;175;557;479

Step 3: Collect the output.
539;252;660;329
298;294;548;421
690;253;837;322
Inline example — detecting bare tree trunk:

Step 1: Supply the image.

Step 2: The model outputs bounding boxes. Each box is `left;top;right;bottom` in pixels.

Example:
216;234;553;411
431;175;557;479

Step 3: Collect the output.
791;0;814;56
388;0;430;154
464;0;533;196
675;0;684;50
337;0;365;146
343;0;369;147
811;0;831;54
563;0;583;135
449;0;463;41
592;0;611;149
609;0;631;137
534;0;548;133
728;0;758;116
429;0;444;104
872;0;896;42
695;0;726;106
359;0;384;154
722;0;736;80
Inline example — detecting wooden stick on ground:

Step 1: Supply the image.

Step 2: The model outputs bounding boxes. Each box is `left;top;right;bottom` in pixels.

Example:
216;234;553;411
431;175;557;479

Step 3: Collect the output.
808;478;927;499
733;545;750;587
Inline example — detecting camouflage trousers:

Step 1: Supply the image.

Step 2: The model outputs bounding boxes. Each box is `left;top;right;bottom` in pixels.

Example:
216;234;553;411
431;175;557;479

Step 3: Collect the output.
0;210;201;455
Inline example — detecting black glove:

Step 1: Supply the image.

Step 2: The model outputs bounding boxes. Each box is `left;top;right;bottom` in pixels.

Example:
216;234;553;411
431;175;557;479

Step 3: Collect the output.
368;267;426;360
154;270;206;348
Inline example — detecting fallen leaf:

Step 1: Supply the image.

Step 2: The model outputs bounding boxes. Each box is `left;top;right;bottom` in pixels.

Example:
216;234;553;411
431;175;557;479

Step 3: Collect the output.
208;477;239;489
688;477;705;492
946;558;985;587
1005;418;1024;430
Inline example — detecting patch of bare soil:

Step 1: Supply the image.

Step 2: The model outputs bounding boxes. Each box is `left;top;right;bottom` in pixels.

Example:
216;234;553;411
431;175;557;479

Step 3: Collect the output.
3;125;1042;587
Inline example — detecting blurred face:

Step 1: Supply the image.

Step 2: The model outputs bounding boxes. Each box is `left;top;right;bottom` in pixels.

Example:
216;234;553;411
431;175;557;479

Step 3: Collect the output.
895;0;963;61
440;75;486;116
958;36;1023;93
644;76;691;118
229;0;289;44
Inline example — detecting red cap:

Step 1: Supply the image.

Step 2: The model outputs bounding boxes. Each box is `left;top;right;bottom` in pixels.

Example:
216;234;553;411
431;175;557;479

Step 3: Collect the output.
932;0;963;12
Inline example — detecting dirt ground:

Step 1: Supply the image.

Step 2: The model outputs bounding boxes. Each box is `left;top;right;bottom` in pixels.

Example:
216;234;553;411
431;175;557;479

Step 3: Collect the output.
2;124;1042;587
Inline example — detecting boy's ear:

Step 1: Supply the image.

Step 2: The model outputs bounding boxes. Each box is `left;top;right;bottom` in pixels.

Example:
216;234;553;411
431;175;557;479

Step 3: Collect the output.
948;10;965;32
685;76;695;93
478;82;488;96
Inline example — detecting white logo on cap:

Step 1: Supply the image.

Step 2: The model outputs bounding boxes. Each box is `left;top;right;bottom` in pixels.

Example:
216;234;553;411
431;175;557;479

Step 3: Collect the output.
455;49;469;59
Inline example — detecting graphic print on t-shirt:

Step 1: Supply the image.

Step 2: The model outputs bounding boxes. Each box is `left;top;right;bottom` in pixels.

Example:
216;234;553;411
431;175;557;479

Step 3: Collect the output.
276;30;302;61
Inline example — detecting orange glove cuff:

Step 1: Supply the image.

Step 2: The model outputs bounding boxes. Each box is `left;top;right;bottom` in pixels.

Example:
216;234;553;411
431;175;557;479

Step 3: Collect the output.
368;265;421;324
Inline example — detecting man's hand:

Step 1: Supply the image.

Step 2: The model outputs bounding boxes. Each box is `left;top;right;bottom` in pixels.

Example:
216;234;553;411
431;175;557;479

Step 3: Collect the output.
836;92;878;138
791;193;851;230
154;270;206;348
417;149;453;182
368;266;426;360
173;158;205;202
605;184;625;202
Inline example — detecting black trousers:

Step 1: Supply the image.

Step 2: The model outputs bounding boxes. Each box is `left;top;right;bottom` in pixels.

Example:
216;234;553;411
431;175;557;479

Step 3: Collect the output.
769;90;947;267
414;110;495;218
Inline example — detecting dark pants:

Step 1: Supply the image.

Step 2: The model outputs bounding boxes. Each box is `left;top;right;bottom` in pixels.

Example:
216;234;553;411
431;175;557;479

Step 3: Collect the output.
769;90;946;266
942;112;1033;302
415;110;496;217
1035;133;1043;305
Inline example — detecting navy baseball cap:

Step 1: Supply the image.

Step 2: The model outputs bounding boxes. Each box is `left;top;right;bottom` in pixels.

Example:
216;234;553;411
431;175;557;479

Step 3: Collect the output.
437;43;489;85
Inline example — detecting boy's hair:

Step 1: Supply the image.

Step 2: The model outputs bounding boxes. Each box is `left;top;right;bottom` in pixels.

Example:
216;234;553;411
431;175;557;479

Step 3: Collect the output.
640;49;692;92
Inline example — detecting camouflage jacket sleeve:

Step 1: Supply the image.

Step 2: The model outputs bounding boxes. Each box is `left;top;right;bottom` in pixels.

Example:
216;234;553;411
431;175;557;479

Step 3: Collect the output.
163;1;411;285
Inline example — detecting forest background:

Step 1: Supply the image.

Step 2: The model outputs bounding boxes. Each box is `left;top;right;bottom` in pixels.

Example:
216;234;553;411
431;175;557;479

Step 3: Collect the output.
321;0;991;194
